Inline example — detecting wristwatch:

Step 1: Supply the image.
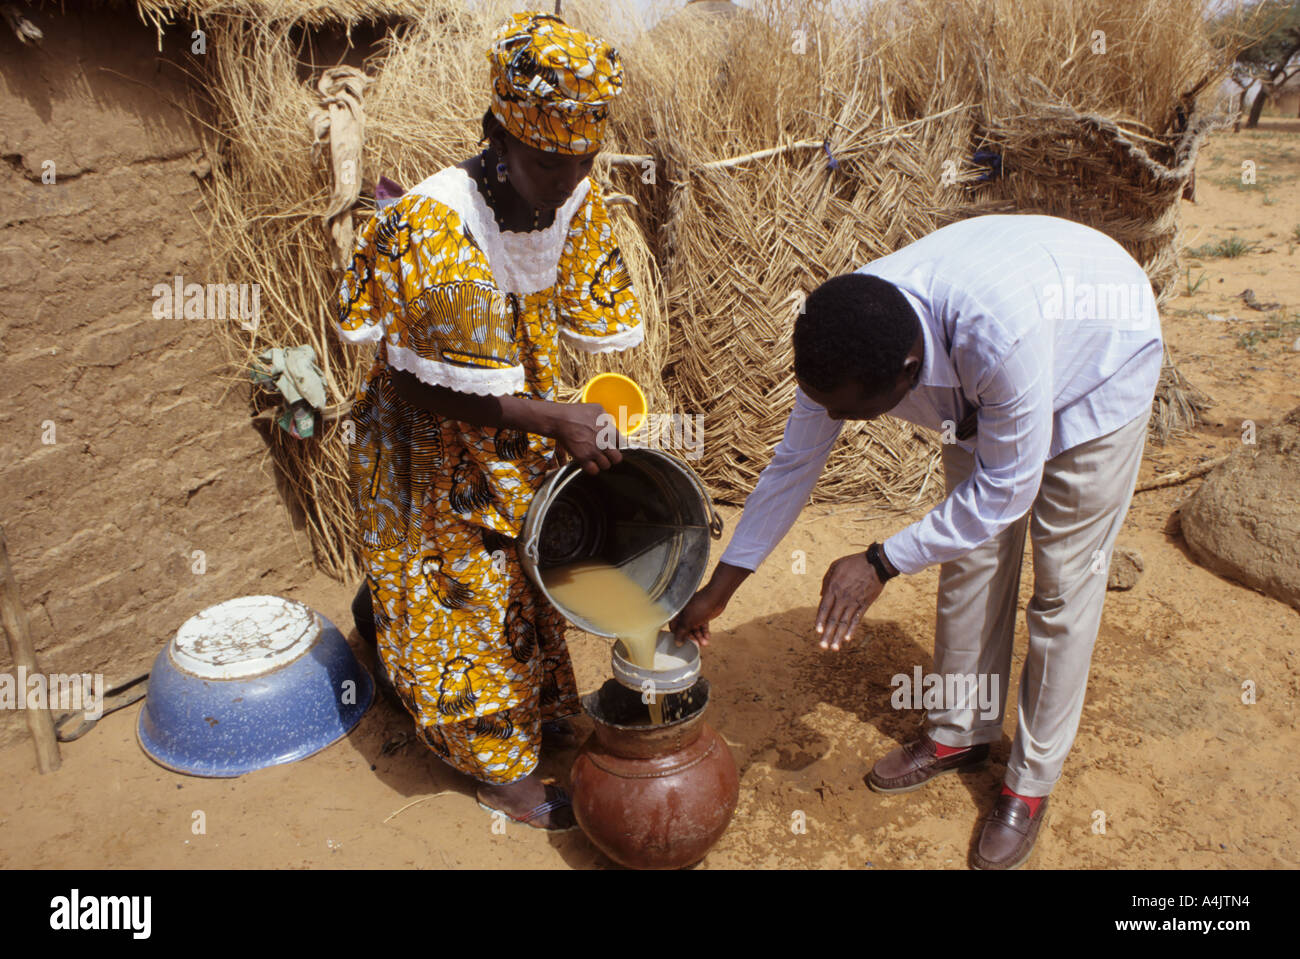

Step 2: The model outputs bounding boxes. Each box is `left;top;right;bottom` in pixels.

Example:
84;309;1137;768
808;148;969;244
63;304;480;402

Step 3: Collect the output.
865;542;898;583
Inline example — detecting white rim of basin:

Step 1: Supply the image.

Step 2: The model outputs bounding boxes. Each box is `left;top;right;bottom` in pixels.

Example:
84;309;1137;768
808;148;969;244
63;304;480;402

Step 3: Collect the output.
170;595;321;680
610;631;700;693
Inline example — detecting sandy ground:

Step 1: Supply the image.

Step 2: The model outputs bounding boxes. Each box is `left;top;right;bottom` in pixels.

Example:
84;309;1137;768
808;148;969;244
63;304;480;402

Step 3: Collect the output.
2;122;1297;871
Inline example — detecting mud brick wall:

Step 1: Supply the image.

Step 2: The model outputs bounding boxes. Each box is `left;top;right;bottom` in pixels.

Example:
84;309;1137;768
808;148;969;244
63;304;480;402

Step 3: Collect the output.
0;6;318;748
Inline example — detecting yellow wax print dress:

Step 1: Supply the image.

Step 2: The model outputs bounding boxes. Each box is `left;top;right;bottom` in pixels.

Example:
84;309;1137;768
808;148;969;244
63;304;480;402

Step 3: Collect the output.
335;166;643;784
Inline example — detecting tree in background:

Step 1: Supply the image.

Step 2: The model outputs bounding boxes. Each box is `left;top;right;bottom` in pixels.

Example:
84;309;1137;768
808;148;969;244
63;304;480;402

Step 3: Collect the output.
1213;0;1300;127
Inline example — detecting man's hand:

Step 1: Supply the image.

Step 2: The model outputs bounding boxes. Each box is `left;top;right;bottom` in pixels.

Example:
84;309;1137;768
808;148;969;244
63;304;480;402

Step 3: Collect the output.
669;582;728;647
670;562;751;648
815;552;885;651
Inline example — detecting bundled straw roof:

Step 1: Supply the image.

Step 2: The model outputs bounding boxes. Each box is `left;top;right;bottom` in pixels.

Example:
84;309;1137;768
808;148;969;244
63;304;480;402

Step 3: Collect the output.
189;0;1230;578
597;0;1227;503
599;1;975;503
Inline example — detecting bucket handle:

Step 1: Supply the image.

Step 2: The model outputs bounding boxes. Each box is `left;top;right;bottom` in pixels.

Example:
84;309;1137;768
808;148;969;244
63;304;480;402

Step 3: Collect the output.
521;465;585;563
680;461;724;540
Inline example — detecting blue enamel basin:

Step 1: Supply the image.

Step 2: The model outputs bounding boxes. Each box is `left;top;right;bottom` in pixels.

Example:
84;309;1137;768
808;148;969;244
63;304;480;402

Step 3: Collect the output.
137;595;373;778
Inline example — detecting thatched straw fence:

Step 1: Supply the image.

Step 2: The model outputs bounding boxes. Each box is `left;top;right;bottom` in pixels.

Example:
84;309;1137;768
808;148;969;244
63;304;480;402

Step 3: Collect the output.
171;0;1230;579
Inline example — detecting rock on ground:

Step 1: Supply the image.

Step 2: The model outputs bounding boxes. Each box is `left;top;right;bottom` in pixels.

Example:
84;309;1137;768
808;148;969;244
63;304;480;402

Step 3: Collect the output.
1181;406;1300;611
1107;546;1144;590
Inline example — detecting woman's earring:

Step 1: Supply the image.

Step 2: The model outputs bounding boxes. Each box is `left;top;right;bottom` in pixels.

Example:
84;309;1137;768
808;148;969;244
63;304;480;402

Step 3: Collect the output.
495;161;508;183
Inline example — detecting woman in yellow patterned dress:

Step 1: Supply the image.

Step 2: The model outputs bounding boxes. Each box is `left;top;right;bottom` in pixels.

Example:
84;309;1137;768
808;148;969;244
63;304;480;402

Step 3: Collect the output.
335;12;642;830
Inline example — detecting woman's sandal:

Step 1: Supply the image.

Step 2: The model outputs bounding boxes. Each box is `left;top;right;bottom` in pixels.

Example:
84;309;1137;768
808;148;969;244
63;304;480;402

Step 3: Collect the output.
476;782;579;832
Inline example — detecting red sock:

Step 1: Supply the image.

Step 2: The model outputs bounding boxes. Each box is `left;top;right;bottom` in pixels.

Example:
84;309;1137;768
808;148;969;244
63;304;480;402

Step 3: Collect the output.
1001;784;1044;816
933;741;971;758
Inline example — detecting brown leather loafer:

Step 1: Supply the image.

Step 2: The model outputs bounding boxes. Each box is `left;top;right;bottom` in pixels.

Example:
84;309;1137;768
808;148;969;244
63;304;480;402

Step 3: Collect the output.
866;733;989;794
971;794;1050;870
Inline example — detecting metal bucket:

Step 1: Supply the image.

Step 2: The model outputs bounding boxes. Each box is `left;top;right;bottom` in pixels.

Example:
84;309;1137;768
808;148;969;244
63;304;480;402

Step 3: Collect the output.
518;448;723;634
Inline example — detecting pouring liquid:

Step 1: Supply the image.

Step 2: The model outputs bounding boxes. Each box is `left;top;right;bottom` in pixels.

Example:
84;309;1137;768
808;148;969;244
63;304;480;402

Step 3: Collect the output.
541;559;669;724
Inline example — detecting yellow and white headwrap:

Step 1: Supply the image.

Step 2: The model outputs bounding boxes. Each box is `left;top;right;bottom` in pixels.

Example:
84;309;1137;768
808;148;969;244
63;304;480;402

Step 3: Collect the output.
486;11;623;156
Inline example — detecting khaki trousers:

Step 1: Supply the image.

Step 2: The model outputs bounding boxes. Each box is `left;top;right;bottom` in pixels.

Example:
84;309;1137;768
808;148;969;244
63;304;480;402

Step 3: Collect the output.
926;412;1147;796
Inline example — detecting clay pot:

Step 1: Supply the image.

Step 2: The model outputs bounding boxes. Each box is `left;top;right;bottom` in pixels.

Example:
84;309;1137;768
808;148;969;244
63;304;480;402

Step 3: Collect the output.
571;679;739;870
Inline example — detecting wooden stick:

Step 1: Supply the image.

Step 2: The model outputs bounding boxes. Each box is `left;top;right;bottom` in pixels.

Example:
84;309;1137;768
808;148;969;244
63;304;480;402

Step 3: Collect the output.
700;139;825;171
678;108;973;175
0;527;61;773
599;153;654;166
1135;454;1228;493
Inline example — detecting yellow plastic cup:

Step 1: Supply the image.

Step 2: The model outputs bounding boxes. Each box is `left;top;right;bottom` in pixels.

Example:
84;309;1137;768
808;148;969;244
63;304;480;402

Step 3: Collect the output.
580;373;647;435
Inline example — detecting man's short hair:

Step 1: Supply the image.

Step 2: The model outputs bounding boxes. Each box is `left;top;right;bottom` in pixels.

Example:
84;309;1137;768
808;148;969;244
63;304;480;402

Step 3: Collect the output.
793;273;921;394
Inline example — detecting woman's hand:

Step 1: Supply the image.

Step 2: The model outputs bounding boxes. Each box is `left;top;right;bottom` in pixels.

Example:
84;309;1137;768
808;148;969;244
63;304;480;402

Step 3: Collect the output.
551;402;623;474
815;552;884;652
389;373;620;475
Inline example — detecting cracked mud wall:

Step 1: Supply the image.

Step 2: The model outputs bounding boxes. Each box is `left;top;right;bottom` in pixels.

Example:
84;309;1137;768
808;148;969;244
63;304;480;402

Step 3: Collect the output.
0;6;319;749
